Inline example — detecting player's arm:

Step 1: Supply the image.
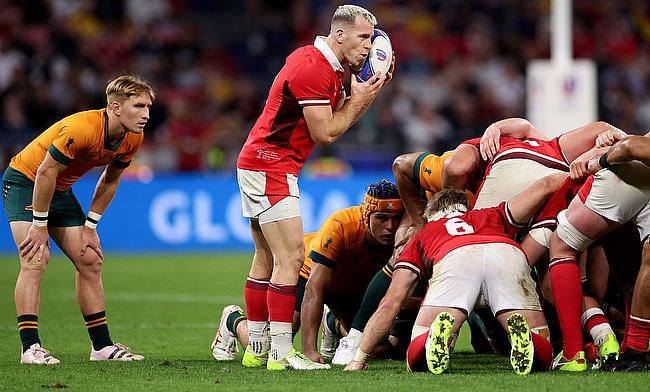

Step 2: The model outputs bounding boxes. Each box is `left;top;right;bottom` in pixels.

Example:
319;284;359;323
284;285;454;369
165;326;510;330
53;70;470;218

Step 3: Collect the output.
300;258;335;363
589;135;650;172
558;121;623;163
442;143;480;190
81;164;126;259
506;173;569;225
344;268;418;371
304;73;385;146
392;152;426;229
480;118;550;160
19;152;67;261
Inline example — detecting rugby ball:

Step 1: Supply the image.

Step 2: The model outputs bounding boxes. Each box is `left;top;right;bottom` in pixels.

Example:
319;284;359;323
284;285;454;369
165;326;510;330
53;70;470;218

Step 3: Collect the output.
355;29;392;82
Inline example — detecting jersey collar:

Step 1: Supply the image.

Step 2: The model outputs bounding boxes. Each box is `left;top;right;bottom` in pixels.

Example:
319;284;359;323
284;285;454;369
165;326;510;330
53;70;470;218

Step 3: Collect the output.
314;36;344;73
103;110;125;151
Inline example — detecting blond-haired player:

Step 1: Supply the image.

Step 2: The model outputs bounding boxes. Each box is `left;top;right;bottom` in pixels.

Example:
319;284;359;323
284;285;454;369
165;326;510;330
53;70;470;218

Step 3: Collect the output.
2;75;154;364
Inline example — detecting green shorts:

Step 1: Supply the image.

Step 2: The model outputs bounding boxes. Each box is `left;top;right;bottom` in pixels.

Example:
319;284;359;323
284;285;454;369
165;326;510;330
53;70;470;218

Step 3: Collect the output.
2;167;85;227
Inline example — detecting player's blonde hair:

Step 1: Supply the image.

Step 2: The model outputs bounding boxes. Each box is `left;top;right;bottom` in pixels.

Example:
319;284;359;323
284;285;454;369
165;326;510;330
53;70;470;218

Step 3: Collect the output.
105;75;156;105
331;4;377;30
424;189;470;222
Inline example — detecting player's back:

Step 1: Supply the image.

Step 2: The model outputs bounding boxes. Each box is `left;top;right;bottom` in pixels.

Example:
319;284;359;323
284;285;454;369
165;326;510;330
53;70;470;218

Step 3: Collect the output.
474;137;569;209
397;203;521;280
302;206;392;295
10;109;143;191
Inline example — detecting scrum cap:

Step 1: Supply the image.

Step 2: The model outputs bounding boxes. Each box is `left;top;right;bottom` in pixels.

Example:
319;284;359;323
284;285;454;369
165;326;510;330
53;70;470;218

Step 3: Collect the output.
361;179;403;225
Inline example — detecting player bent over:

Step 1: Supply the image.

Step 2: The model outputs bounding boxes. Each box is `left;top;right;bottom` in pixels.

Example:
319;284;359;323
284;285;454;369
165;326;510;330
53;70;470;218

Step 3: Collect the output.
344;174;569;374
235;4;392;370
211;180;404;363
549;134;650;371
2;75;154;364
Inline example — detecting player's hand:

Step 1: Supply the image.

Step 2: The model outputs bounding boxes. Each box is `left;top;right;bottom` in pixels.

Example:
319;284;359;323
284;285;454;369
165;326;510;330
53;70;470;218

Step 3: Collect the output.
384;54;396;84
394;224;421;249
480;124;501;161
81;225;103;260
569;159;589;179
19;225;50;262
595;128;627;148
350;71;385;106
344;360;368;371
587;156;604;173
302;349;326;364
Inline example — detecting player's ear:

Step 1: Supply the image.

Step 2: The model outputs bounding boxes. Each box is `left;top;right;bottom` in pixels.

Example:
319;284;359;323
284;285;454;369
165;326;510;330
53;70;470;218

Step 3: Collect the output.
335;27;345;44
109;100;121;115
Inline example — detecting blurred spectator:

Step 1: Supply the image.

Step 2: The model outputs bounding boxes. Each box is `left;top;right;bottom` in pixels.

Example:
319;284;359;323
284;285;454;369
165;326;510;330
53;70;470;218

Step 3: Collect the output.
2;0;650;174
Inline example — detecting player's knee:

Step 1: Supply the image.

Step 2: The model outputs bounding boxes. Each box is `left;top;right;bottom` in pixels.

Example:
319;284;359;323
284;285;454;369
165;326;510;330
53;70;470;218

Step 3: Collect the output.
75;253;104;276
555;212;592;253
20;255;49;273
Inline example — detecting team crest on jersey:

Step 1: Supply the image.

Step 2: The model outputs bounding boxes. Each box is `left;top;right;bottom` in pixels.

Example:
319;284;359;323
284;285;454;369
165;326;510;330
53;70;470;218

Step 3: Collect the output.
424;167;432;175
65;137;74;149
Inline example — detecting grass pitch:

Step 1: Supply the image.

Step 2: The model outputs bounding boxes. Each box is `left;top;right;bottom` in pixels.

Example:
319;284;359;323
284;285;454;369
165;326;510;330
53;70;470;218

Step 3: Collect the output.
0;253;648;391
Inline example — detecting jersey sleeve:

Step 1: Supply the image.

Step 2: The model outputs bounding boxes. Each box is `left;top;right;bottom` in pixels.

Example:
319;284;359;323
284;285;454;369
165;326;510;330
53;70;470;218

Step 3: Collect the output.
112;134;144;169
48;123;94;165
497;201;526;238
290;63;335;107
307;217;346;270
394;239;424;279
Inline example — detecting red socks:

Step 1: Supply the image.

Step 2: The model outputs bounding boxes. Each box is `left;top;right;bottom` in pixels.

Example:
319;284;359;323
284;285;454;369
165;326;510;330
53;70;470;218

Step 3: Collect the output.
625;316;650;353
531;332;553;371
406;332;428;372
244;277;269;322
549;257;583;359
268;283;297;323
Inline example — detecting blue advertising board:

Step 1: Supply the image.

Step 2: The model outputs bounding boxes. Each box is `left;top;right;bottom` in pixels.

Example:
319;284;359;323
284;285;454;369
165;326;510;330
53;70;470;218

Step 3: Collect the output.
0;172;393;253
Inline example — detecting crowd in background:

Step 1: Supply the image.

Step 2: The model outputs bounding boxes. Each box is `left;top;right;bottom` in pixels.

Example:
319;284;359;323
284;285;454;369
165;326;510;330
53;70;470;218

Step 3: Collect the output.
2;0;650;174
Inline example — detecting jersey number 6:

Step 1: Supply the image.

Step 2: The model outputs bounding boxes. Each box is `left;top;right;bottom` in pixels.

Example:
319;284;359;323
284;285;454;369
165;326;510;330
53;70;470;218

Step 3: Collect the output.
444;217;475;236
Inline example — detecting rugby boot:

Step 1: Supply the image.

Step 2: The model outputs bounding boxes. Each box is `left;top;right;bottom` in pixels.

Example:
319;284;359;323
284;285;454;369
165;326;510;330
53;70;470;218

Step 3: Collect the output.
551;350;587;371
267;348;330;370
320;305;340;361
507;313;534;375
242;345;268;367
20;343;60;365
611;349;648;372
426;312;454;374
90;343;144;361
596;333;620;371
211;305;242;361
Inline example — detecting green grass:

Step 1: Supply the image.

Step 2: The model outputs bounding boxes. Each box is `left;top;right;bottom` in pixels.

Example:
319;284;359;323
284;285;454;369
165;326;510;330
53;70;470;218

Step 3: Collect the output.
0;253;648;391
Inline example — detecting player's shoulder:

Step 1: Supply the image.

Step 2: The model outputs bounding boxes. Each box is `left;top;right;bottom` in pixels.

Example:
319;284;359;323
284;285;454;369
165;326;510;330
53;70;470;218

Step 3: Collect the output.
328;206;363;227
61;109;104;133
286;45;333;74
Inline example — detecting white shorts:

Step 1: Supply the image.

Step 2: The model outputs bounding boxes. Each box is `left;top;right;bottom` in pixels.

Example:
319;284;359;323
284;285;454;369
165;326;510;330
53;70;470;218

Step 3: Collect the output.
237;168;300;224
474;159;565;209
583;162;650;240
422;243;542;314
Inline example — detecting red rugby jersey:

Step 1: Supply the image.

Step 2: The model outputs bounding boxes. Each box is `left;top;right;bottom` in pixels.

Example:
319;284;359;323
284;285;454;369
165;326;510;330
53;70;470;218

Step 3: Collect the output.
237;37;345;175
394;202;523;281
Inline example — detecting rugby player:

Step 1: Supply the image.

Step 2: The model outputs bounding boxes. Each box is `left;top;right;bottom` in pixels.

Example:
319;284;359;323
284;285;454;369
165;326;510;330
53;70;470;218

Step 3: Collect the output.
235;4;392;370
2;75;154;364
344;173;569;374
549;133;650;371
211;180;403;365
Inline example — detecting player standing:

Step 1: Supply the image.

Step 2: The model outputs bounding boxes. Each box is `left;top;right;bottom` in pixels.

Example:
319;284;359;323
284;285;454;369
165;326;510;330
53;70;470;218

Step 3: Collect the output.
2;75;155;364
235;4;393;370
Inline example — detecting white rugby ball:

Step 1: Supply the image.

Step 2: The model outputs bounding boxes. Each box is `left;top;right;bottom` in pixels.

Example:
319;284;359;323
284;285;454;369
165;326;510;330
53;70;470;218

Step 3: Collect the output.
355;28;392;82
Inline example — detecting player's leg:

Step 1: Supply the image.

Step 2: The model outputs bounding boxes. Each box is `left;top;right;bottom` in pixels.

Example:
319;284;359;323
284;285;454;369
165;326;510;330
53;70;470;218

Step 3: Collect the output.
3;169;59;364
614;236;650;371
10;221;58;364
581;245;619;369
406;247;481;373
241;218;273;367
260;212;329;370
483;242;552;374
50;224;143;361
